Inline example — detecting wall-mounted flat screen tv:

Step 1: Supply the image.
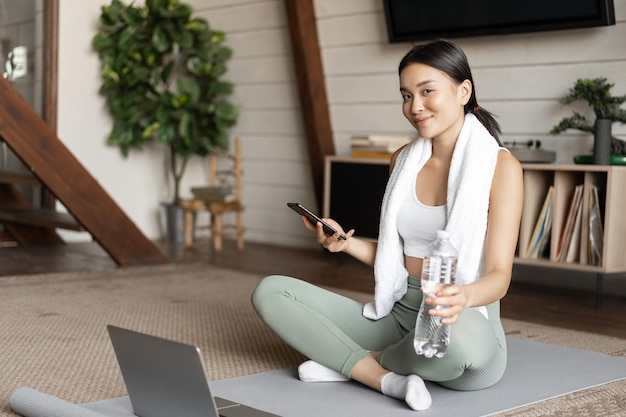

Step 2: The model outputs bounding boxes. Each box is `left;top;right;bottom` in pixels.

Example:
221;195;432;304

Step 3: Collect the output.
383;0;616;43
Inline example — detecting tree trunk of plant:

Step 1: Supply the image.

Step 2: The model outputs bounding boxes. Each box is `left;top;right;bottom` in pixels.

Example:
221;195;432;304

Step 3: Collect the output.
169;147;189;203
593;118;612;165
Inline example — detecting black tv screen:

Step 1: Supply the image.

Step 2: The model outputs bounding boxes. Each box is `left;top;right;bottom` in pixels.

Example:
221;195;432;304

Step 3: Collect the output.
383;0;616;43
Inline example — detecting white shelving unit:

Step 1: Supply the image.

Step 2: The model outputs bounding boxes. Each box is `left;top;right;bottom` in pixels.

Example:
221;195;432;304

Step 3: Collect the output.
324;157;626;307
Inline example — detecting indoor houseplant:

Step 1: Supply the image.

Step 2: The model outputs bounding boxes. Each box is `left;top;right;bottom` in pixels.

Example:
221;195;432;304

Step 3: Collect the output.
551;77;626;164
93;0;238;242
92;0;239;202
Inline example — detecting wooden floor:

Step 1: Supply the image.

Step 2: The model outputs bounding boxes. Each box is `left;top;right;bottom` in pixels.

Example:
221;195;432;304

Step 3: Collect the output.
1;239;625;339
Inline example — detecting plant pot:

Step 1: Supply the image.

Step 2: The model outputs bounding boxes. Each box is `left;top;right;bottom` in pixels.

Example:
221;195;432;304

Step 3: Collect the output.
161;202;187;244
593;118;612;165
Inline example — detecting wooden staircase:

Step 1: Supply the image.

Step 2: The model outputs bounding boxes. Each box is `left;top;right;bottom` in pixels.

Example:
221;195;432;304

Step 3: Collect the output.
0;76;168;266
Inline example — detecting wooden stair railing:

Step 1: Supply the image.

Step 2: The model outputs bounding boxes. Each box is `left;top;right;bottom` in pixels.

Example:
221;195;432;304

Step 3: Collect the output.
0;180;67;245
0;173;83;241
0;76;168;266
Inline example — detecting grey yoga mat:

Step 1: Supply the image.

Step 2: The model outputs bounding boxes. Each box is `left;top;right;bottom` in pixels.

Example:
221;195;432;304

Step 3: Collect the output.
10;387;110;417
10;337;626;417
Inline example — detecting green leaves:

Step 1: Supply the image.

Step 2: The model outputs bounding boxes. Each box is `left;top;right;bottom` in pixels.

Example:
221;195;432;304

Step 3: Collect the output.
559;78;626;119
550;112;593;135
94;0;239;202
92;33;114;51
177;76;200;104
186;18;208;33
552;77;626;135
215;101;238;123
153;26;171;52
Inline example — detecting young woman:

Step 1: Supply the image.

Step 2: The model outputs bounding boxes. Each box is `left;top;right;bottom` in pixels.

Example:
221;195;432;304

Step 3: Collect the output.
252;39;523;411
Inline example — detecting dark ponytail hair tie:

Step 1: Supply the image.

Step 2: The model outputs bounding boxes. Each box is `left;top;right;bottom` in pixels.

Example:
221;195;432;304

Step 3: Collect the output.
473;105;480;112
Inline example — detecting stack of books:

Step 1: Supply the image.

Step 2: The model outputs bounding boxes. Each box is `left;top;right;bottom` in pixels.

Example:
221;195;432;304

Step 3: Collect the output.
191;186;236;203
350;135;412;159
525;184;604;265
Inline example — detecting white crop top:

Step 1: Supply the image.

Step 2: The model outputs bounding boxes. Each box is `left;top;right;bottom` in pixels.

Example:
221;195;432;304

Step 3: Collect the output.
397;180;447;259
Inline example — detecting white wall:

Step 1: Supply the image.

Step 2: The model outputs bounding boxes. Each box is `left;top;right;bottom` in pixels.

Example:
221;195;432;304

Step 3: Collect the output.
58;0;168;242
315;0;626;161
57;0;317;247
57;0;626;250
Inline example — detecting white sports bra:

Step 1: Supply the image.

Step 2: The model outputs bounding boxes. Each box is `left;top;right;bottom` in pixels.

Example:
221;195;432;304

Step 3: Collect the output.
397;177;447;259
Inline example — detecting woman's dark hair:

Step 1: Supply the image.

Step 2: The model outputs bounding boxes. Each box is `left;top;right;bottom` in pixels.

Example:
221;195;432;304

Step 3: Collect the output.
399;39;502;144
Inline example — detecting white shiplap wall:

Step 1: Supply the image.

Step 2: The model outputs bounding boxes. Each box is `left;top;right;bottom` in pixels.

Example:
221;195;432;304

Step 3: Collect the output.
57;0;626;252
315;0;626;165
182;0;319;249
312;0;626;294
57;0;319;247
220;0;626;250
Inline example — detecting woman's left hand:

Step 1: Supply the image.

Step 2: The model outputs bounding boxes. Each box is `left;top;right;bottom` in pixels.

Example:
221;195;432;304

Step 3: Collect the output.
424;284;469;325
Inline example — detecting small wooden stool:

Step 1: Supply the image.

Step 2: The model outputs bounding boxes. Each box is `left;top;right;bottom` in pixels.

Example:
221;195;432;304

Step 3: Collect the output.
180;139;244;251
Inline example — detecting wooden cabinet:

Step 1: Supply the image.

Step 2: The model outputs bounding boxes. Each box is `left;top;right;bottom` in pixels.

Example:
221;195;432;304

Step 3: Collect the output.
324;156;390;240
325;157;625;276
517;164;626;274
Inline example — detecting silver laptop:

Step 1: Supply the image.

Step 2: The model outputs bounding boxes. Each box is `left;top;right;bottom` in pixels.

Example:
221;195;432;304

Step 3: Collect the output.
107;325;279;417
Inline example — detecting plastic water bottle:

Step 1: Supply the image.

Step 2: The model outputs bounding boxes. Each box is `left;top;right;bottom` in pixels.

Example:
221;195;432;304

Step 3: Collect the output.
413;230;458;358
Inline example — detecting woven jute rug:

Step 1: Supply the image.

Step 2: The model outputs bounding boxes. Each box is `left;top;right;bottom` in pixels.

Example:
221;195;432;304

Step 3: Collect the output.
0;263;624;417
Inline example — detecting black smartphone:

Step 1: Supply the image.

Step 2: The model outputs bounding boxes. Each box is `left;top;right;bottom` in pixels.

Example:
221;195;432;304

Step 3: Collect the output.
287;202;347;240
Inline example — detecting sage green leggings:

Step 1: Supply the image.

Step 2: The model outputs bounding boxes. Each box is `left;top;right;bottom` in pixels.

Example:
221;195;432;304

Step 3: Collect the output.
251;274;507;391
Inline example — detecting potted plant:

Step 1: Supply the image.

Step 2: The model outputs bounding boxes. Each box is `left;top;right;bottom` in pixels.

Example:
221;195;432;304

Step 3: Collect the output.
92;0;239;241
551;77;626;164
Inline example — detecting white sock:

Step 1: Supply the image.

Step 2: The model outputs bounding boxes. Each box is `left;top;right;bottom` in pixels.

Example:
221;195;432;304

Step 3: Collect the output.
380;372;432;411
297;360;349;382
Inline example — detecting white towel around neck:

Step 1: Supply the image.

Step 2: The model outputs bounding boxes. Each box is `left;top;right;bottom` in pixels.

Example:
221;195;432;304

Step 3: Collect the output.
362;113;502;320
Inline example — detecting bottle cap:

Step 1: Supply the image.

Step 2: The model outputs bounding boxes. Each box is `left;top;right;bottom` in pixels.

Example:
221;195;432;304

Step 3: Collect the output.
436;230;450;240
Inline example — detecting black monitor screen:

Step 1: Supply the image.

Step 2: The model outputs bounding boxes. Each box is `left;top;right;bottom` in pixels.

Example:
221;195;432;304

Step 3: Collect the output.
327;160;390;240
383;0;615;42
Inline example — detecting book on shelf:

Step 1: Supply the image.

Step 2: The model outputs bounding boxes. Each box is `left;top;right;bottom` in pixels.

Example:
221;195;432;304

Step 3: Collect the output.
350;144;404;154
587;184;604;266
349;135;412;155
350;134;412;146
556;185;584;262
525;186;554;258
350;149;394;160
564;194;584;263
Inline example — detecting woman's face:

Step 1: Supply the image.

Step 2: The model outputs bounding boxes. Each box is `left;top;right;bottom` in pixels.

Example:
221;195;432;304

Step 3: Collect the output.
399;63;471;143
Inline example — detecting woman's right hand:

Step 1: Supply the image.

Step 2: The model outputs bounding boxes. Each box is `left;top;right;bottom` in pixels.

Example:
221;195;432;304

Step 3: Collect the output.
300;215;354;252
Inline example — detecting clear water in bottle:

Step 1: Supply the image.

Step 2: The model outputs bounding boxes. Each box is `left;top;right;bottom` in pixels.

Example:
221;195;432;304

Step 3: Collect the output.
413;230;457;358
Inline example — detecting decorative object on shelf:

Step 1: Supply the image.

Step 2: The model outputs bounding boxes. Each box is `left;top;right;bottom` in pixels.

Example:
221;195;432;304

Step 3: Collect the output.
503;139;556;163
592;118;613;165
349;134;412;160
92;0;239;242
550;77;626;165
573;154;626;166
191;186;236;203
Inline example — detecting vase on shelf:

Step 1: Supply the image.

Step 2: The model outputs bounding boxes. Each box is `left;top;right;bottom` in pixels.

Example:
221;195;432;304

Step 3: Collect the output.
592;118;612;165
